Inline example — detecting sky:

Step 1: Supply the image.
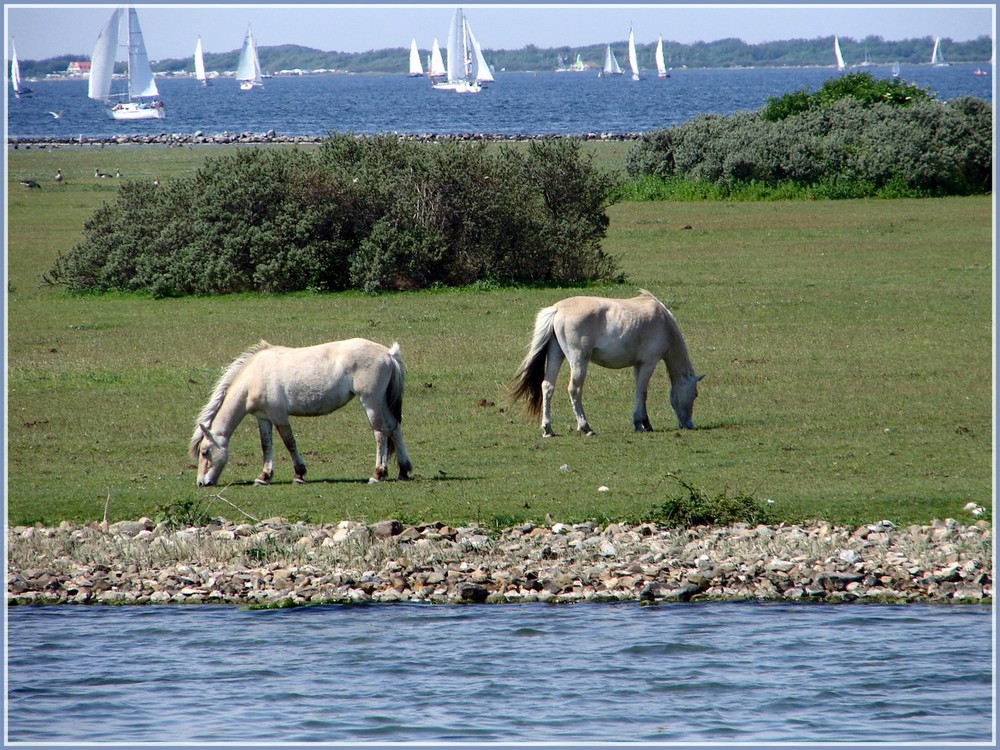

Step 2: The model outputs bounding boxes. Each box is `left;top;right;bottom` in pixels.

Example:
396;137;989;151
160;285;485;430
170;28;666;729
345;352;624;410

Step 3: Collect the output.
4;3;995;61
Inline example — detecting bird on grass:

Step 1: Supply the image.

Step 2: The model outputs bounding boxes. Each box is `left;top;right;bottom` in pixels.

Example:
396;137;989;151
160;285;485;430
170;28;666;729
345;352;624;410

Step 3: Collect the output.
95;168;111;178
55;169;63;185
20;179;41;189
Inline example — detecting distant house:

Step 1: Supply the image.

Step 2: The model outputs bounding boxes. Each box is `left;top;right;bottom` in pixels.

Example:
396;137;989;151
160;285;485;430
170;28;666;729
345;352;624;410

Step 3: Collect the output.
66;61;91;77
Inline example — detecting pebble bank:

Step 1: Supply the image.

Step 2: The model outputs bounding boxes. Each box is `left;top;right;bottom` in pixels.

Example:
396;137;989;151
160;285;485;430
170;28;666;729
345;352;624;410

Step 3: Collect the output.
7;130;641;149
7;517;992;607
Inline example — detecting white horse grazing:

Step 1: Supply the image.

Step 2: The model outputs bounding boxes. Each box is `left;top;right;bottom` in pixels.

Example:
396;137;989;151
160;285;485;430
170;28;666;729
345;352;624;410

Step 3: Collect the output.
511;290;704;436
190;338;413;486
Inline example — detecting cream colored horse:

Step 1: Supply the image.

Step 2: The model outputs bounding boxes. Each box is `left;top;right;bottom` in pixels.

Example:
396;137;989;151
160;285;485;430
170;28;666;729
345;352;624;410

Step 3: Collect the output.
190;338;412;486
511;290;704;436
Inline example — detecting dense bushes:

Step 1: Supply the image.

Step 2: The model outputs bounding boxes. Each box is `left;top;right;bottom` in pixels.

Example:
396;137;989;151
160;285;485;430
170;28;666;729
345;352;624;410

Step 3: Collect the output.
47;135;620;296
627;74;992;199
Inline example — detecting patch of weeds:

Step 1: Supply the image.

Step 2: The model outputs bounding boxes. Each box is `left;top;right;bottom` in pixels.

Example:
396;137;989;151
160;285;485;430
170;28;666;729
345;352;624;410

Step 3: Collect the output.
648;474;778;528
154;496;211;530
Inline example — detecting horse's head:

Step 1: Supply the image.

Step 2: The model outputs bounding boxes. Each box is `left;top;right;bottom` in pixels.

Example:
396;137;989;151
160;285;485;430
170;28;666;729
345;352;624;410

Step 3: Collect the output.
670;373;705;429
194;423;229;486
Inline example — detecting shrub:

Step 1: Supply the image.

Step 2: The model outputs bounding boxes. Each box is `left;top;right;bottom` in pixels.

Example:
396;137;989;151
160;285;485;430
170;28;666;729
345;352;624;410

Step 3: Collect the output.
761;71;934;121
649;474;778;528
626;91;992;198
46;135;621;296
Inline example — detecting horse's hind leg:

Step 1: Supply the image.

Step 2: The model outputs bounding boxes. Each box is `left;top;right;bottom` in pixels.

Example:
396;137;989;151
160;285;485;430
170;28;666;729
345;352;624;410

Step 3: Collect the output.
255;418;275;485
275;423;307;483
632;362;657;432
566;355;595;436
359;396;392;483
541;340;564;437
391;426;413;481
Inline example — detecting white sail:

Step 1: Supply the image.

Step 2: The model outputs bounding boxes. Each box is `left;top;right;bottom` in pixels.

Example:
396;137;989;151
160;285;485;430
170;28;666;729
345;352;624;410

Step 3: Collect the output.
467;22;493;82
931;37;947;66
435;8;482;92
834;36;846;71
125;7;158;98
601;44;623;76
194;36;207;83
628;27;639;80
429;37;446;77
236;24;262;88
89;7;122;101
655;35;667;78
408;38;423;76
444;7;466;83
11;38;23;96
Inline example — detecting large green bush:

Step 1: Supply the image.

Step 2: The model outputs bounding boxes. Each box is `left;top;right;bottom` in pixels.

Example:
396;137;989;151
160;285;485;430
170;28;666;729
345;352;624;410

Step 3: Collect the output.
47;135;621;296
627;90;992;198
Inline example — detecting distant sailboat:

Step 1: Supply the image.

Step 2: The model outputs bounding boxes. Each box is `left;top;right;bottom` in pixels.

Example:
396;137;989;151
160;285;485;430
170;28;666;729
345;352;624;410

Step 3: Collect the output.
627;27;640;80
433;8;489;93
891;61;901;78
89;7;165;120
194;35;208;86
600;44;623;77
427;37;446;79
834;35;847;71
10;38;31;97
408;38;423;77
655;34;668;79
236;24;263;90
931;37;948;66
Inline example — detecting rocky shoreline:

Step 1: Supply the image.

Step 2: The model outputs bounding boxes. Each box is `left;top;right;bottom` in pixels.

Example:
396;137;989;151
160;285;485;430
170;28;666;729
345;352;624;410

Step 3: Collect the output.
8;130;643;149
7;516;992;607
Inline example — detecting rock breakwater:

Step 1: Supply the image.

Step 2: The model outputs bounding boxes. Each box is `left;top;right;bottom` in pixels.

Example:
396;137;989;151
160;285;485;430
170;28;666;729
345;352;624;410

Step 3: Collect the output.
8;517;991;606
8;131;643;149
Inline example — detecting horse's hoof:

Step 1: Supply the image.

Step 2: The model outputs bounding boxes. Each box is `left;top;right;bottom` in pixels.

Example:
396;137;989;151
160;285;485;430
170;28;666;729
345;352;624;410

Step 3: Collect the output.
254;477;269;486
542;426;556;438
368;476;381;485
293;476;306;484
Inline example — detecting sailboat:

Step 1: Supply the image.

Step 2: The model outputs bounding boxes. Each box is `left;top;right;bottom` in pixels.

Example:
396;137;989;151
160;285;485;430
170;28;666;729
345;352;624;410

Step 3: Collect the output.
833;35;847;71
10;38;31;98
654;34;668;78
599;44;623;77
236;24;263;90
931;37;948;66
627;27;640;80
427;37;446;79
891;61;901;78
433;8;490;93
408;38;423;76
194;35;208;86
89;7;165;120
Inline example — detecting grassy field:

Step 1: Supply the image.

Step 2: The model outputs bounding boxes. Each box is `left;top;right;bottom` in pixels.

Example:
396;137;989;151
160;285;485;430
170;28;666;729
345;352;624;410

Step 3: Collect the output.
6;144;993;529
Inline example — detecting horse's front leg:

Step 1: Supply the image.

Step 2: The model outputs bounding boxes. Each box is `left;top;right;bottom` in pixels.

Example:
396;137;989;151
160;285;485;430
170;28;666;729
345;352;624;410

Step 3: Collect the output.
275;423;307;483
632;362;657;432
255;418;275;485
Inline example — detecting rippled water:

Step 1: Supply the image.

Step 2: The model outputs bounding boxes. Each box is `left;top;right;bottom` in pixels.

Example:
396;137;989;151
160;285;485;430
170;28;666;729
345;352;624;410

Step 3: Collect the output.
7;64;993;139
6;602;992;743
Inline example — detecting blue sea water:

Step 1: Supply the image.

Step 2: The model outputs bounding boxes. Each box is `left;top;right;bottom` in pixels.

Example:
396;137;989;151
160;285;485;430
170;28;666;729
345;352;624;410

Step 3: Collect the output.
6;601;993;744
6;64;994;140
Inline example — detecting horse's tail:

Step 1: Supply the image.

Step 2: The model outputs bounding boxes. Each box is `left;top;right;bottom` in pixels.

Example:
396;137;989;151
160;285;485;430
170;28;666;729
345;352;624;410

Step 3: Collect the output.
386;341;405;428
509;305;558;421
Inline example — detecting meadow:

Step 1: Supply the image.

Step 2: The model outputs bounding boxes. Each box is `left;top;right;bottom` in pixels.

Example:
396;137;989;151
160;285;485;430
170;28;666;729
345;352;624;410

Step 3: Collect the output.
6;144;992;529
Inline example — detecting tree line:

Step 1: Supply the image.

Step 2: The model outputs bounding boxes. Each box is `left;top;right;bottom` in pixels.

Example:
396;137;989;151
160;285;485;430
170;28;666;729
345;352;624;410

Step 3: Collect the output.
18;34;994;78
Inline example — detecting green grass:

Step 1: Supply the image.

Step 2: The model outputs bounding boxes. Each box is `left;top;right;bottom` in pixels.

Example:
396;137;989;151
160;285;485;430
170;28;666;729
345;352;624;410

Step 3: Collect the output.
6;145;992;529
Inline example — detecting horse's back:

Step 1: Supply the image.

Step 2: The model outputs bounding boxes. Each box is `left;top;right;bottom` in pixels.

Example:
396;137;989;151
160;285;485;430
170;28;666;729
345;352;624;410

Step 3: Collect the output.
552;292;673;367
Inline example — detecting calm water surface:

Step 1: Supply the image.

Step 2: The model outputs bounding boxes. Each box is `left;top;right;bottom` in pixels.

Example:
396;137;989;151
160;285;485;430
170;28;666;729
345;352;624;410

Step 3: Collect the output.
7;64;993;139
6;601;992;744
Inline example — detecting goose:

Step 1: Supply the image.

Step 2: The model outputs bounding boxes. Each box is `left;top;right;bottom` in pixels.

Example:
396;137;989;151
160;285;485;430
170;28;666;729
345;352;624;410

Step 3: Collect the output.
54;169;63;184
95;168;111;178
20;179;41;189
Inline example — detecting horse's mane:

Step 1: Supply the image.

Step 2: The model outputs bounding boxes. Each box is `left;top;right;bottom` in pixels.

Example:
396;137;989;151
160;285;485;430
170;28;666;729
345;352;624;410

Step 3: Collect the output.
189;340;272;458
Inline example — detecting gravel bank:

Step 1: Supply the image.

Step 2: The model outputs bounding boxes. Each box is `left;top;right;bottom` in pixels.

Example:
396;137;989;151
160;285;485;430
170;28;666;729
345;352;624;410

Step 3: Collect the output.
8;131;643;149
7;517;992;606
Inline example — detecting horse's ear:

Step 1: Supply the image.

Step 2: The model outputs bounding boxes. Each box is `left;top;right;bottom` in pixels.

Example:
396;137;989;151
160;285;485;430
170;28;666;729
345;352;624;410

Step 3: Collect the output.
199;423;219;447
